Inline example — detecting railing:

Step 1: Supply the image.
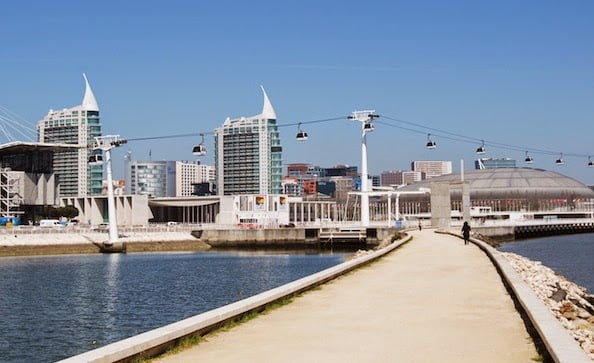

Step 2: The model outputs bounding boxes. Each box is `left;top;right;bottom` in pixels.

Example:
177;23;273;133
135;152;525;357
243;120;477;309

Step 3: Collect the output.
474;217;594;228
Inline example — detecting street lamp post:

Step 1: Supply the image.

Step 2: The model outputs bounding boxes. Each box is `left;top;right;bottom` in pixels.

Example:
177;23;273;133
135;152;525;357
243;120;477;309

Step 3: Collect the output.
348;110;378;227
90;135;127;249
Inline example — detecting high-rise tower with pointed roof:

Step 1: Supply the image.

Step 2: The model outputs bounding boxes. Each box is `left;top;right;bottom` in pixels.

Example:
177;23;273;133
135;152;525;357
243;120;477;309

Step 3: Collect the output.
37;74;103;197
214;86;283;195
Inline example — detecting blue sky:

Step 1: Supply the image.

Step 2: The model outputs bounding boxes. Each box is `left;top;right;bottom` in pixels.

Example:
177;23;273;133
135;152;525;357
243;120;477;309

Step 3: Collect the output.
1;0;593;183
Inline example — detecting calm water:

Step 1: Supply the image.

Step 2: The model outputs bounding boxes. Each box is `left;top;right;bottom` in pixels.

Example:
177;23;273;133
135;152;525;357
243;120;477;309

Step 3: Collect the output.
498;232;594;294
0;251;348;362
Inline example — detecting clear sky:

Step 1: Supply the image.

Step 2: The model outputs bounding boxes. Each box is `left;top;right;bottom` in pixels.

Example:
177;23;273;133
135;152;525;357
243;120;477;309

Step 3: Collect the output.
1;0;593;183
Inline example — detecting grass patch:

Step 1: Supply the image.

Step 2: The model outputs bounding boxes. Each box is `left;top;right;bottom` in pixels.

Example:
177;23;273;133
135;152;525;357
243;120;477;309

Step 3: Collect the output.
149;295;296;361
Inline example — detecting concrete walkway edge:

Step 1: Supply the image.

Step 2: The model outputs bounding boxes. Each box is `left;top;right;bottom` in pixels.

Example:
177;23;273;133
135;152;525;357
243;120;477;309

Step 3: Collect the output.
446;231;591;363
57;235;412;363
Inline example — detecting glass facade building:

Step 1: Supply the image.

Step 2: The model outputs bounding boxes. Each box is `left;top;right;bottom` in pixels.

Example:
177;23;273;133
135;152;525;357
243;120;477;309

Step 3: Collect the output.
128;161;169;197
126;159;216;197
215;87;283;195
36;74;103;197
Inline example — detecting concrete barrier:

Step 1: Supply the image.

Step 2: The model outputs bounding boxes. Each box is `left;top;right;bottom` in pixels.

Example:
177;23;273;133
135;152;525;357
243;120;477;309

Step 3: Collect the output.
57;234;411;363
441;231;591;363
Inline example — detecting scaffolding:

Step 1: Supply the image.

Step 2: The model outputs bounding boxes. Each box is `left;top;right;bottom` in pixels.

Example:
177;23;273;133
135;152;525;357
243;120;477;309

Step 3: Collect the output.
0;168;24;217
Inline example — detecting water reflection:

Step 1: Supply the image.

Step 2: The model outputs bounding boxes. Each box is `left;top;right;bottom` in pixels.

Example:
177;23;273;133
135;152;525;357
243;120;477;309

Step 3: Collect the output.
0;251;347;362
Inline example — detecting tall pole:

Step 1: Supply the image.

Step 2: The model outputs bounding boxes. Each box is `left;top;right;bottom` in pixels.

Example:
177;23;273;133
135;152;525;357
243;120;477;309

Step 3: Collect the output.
349;110;378;228
105;147;118;245
360;121;370;226
92;135;127;249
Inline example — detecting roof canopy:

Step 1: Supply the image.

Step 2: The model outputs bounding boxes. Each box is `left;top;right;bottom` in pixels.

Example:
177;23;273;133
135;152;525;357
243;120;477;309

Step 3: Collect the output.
0;141;79;156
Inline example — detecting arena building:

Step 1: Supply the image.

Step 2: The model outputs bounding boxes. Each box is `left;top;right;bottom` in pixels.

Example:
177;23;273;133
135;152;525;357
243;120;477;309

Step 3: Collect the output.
395;168;594;216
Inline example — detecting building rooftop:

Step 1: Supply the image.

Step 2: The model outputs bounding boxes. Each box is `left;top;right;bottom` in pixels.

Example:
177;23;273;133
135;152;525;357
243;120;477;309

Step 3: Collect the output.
0;141;79;156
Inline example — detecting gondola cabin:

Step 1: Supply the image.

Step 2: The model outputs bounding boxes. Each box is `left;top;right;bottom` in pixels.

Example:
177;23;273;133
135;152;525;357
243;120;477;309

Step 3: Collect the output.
88;154;103;164
192;144;207;156
296;131;308;141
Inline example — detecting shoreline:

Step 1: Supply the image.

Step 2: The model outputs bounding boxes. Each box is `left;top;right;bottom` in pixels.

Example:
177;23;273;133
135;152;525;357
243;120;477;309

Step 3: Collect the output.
0;231;212;257
0;240;211;257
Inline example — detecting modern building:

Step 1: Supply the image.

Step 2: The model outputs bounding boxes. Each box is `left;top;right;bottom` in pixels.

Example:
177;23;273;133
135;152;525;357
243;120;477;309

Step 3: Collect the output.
331;176;355;202
371;175;381;187
381;170;424;186
0;141;78;221
282;177;302;196
126;159;215;197
37;74;102;197
325;165;358;178
286;163;325;178
287;163;309;178
214;87;283;195
402;171;424;185
176;161;215;196
127;160;168;197
411;160;452;179
475;158;517;169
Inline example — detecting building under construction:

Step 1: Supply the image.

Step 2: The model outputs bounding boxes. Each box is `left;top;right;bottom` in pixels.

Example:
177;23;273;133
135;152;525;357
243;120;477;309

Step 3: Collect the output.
0;141;78;223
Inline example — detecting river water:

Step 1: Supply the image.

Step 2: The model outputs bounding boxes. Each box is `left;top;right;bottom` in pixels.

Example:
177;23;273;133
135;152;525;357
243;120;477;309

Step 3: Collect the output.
0;250;349;362
2;234;592;362
498;232;594;294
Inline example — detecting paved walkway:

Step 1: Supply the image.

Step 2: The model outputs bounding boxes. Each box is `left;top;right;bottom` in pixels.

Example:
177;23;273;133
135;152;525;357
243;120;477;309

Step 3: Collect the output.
156;229;538;362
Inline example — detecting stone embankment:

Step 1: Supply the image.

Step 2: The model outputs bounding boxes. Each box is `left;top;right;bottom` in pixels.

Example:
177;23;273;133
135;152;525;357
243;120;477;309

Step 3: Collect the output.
502;252;594;360
0;230;210;256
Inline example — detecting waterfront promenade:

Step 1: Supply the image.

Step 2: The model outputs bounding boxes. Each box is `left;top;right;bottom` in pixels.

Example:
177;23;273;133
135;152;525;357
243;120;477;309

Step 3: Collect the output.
156;229;539;362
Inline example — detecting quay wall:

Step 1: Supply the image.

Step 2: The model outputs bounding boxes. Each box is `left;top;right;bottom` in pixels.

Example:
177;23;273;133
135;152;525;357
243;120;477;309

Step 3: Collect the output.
0;229;211;256
0;226;398;256
473;221;594;243
57;234;410;363
194;228;308;245
194;227;398;247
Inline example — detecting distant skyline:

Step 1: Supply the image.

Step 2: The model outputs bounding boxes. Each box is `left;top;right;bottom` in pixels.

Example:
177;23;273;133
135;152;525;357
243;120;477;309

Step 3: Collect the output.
1;1;593;184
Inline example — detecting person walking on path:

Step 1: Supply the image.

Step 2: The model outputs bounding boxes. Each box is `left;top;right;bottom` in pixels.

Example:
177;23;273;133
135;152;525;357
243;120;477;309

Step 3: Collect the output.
462;221;471;245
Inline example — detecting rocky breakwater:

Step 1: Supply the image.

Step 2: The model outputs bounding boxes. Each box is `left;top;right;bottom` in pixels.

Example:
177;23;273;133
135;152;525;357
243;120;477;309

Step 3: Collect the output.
502;252;594;360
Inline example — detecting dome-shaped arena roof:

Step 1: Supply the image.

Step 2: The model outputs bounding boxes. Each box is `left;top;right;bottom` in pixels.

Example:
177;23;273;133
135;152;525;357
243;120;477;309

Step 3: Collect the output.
399;168;594;200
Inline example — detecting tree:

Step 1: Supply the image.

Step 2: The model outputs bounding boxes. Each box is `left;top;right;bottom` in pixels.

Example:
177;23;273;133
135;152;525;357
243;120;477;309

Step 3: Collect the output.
46;205;79;219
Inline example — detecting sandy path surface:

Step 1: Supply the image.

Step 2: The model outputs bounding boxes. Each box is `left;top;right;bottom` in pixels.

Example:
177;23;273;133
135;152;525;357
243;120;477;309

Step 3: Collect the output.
156;229;538;362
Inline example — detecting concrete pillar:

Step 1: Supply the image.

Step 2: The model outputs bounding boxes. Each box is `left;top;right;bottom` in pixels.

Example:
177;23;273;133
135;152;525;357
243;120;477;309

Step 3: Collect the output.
430;182;451;229
462;182;471;222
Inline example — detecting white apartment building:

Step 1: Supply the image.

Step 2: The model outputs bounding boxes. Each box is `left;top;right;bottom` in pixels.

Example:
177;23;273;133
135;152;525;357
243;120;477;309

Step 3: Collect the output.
37;74;103;196
175;161;215;196
402;171;424;185
214;87;283;195
411;160;452;179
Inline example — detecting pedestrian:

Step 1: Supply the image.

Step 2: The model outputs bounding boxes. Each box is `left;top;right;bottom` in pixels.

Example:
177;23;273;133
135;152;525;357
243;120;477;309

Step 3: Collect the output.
418;220;422;231
462;221;471;245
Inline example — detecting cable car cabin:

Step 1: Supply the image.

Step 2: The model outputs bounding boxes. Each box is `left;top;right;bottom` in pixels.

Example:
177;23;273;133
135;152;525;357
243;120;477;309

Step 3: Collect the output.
363;122;374;131
192;144;207;156
426;140;437;149
476;146;486;154
296;131;308;141
525;156;534;164
88;154;103;164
